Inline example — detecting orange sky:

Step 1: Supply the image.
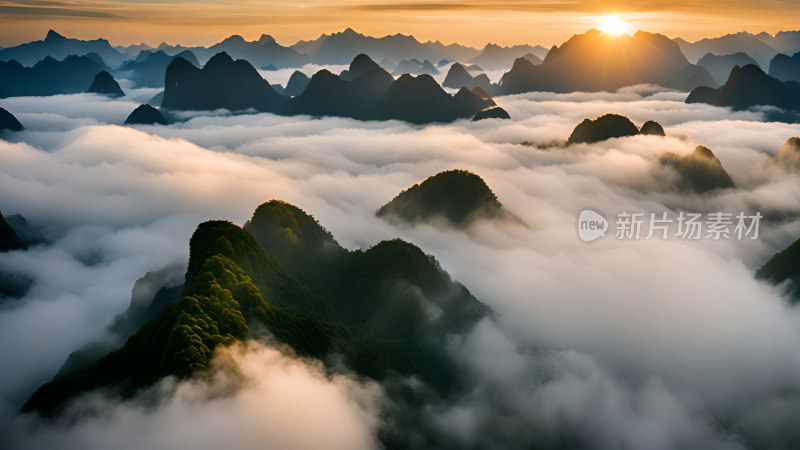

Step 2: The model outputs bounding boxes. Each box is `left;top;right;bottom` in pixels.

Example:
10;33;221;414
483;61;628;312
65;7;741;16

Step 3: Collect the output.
1;1;799;48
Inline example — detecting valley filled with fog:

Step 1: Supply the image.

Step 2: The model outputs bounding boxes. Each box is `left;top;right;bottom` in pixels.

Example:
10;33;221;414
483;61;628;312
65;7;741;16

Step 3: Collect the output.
2;82;800;449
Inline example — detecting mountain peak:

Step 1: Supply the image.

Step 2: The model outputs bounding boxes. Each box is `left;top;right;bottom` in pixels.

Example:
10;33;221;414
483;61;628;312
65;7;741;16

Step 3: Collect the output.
44;29;65;42
377;169;507;227
125;104;168;125
88;70;125;97
243;200;341;260
221;34;246;44
567;114;640;144
258;34;276;45
206;51;235;66
659;145;736;192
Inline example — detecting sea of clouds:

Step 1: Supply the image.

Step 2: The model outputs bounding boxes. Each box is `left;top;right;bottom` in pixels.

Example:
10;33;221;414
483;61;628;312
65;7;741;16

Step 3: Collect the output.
1;84;800;449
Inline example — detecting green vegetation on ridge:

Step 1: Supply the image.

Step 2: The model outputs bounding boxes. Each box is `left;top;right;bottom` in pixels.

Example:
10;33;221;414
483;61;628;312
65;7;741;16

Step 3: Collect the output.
24;202;488;417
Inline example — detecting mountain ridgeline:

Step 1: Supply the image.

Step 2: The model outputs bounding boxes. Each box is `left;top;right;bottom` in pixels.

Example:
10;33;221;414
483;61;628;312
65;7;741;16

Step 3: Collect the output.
0;54;107;97
757;236;800;304
87;70;124;97
377;170;512;227
686;64;800;114
567;114;666;144
0;210;27;252
659;145;736;193
495;29;713;95
23;200;489;438
0;106;24;132
124;104;168;125
160;52;498;124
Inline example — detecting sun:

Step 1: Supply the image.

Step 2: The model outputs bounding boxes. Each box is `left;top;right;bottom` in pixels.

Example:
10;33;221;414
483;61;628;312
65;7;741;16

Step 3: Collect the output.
598;15;631;35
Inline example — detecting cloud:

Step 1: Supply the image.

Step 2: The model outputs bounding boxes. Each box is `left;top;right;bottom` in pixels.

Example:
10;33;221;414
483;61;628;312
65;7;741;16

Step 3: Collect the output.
0;340;382;450
2;86;800;447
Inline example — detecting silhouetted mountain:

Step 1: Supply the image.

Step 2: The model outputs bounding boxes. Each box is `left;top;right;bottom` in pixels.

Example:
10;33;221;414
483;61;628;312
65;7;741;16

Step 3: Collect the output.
769;52;800;82
568;114;640;144
698;52;760;85
284;70;310;96
640;120;666;136
83;52;106;67
125;104;168;125
469;43;547;70
0;210;26;252
194;34;309;68
270;83;287;96
377;170;508;227
290;34;328;56
0;211;33;298
339;53;383;80
498;30;713;95
288;66;393;118
0;30;126;67
472;106;510;121
87;70;124;97
773;137;800;170
306;28;480;65
378;75;492;124
675;32;779;67
758;30;800;54
5;213;46;246
114;43;155;59
0;54;106;97
521;52;543;65
162;52;285;112
147;91;164;106
443;62;472;87
118;50;199;87
470;86;493;101
757;236;800;304
378;58;396;72
659;145;736;192
443;63;492;91
24;199;488;440
161;53;493;124
392;58;439;75
0;106;23;131
686;64;800;112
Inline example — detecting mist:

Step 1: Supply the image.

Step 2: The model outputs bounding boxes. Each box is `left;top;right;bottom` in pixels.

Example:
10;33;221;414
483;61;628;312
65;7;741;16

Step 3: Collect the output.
2;85;800;448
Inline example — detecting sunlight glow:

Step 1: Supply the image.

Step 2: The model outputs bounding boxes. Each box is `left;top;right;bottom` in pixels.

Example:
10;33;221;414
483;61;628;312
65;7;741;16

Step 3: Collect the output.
598;15;631;35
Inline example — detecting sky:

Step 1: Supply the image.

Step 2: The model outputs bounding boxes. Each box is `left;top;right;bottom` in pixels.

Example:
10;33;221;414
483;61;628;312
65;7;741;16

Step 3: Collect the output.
1;0;800;48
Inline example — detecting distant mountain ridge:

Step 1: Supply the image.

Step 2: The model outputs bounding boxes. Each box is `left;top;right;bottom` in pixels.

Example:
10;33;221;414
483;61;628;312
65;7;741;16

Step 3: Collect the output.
119;49;199;87
468;43;546;70
769;52;800;82
0;54;106;97
161;52;496;124
675;31;779;67
496;29;713;95
0;30;126;67
295;27;482;66
697;52;760;86
686;64;800;113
